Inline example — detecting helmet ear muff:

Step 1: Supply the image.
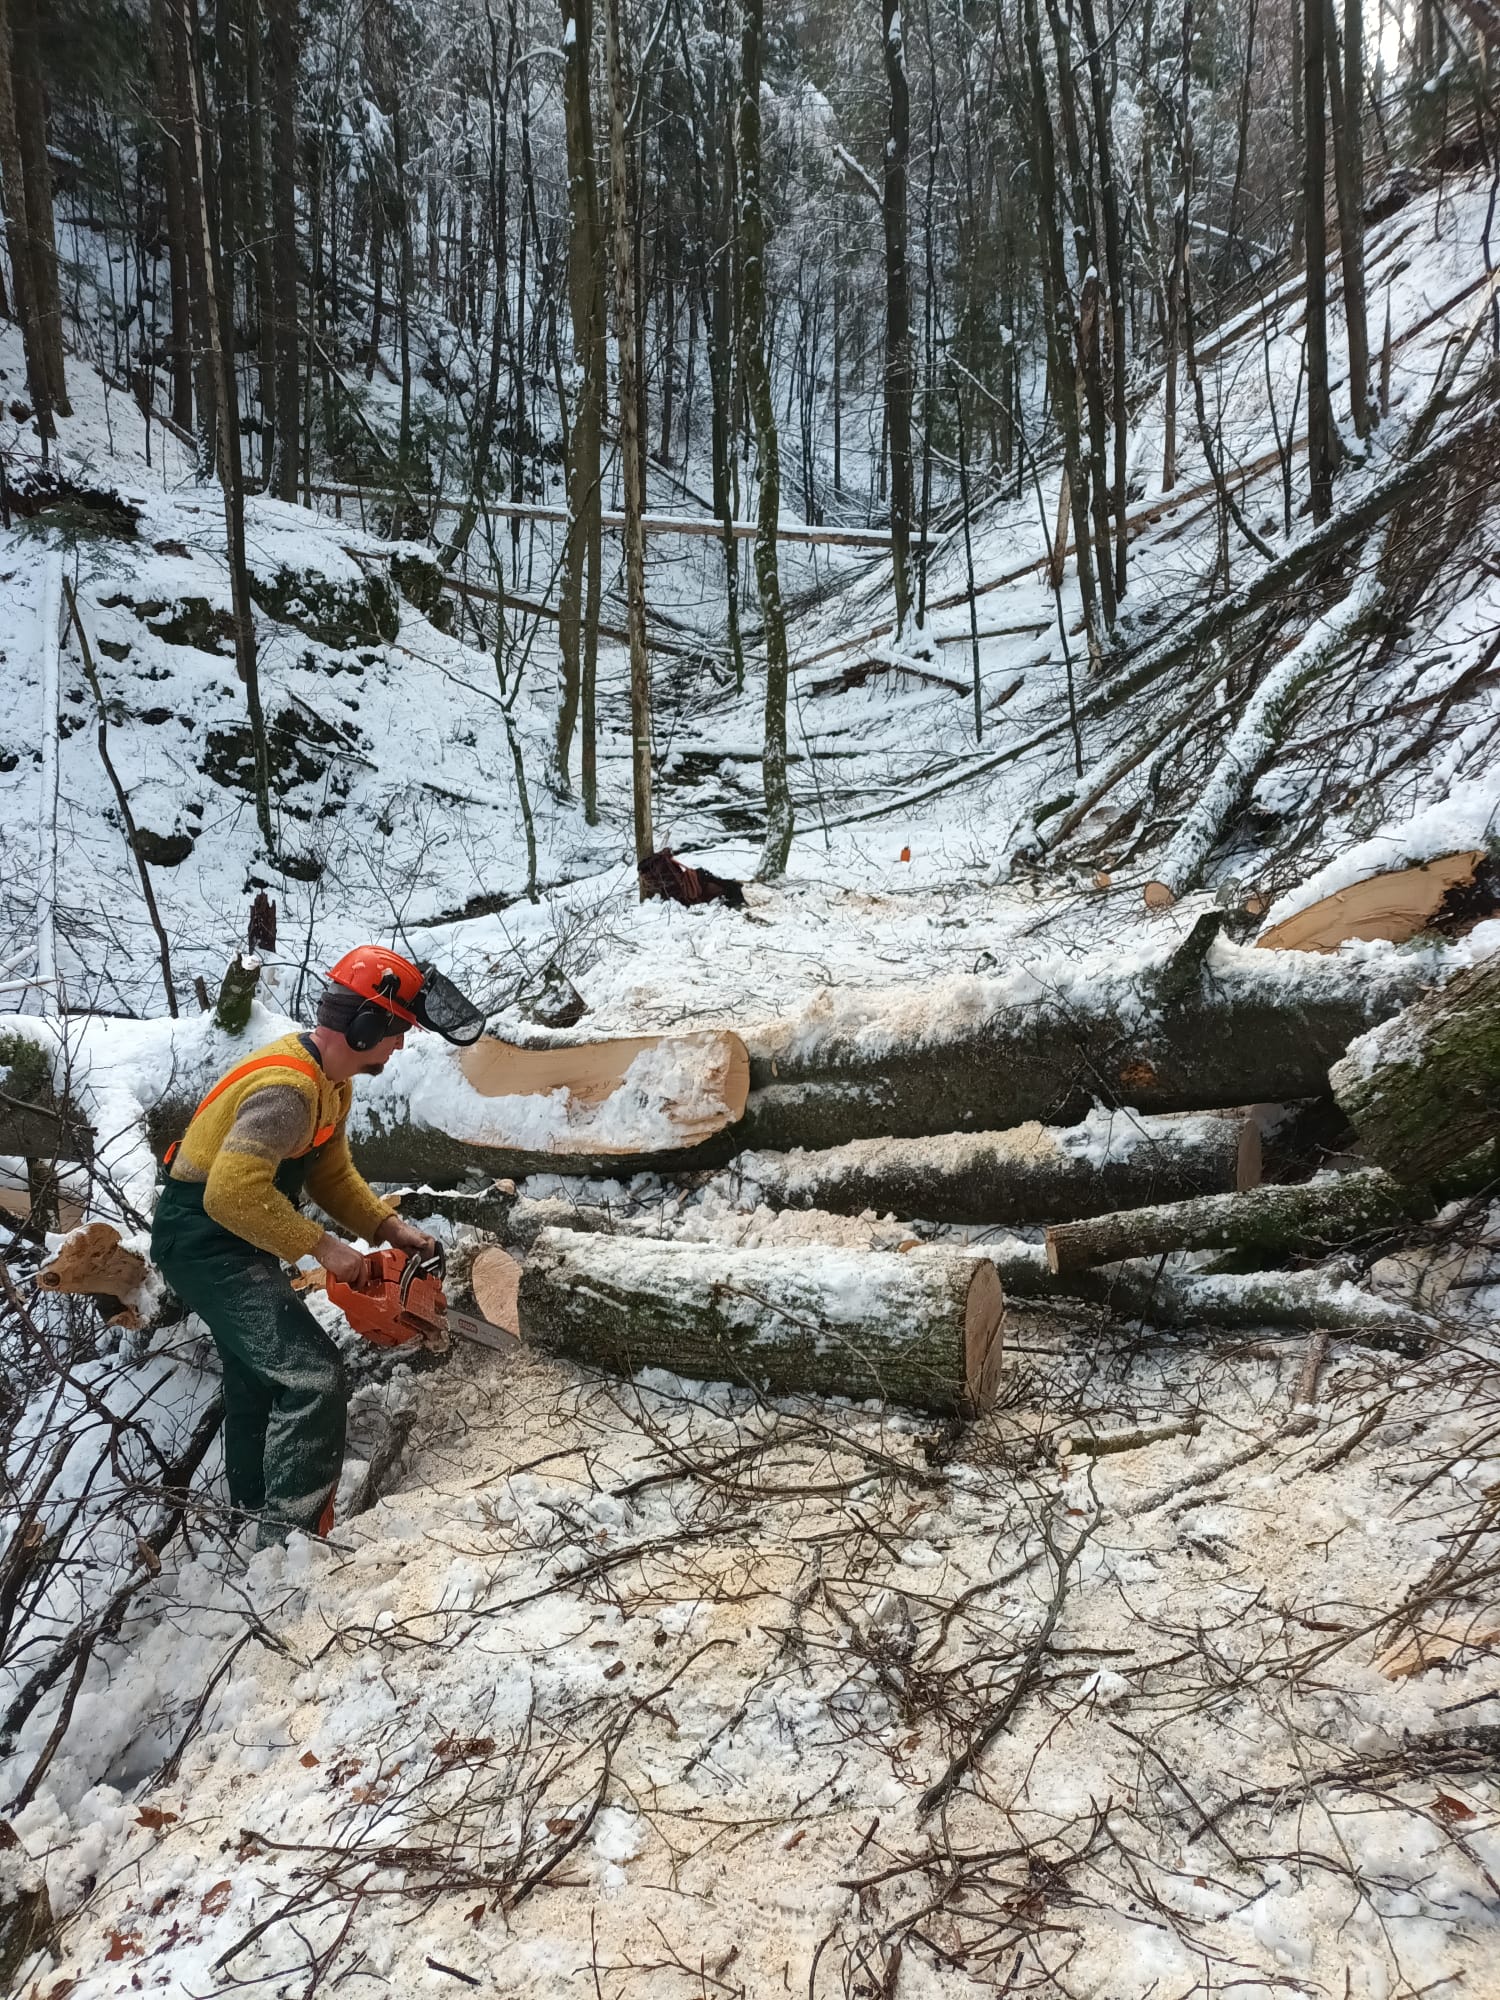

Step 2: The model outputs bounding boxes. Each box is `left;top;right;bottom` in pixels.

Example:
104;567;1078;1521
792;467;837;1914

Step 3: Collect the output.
343;1001;385;1053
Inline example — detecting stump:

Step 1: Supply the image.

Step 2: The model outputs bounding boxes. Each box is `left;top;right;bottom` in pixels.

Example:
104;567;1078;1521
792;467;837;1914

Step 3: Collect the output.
517;1227;1006;1414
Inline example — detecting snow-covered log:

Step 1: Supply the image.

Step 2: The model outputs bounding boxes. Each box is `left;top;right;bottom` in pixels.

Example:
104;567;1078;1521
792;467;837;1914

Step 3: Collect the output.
1142;561;1384;910
516;1227;1006;1414
738;940;1428;1156
1331;955;1500;1184
740;1109;1260;1225
1042;1157;1494;1275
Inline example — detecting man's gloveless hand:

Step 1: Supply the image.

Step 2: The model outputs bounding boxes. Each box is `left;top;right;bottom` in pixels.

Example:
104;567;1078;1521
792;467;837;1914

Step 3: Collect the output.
376;1214;439;1258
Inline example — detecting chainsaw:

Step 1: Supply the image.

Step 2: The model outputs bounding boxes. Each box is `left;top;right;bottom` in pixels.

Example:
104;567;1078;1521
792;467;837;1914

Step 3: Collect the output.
325;1244;518;1354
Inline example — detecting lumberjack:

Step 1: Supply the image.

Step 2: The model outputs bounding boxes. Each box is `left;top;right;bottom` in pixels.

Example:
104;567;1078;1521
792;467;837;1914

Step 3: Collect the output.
151;946;484;1546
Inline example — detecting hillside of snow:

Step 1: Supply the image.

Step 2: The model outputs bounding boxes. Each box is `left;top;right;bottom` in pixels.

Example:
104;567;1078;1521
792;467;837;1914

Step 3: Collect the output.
1;165;1498;2000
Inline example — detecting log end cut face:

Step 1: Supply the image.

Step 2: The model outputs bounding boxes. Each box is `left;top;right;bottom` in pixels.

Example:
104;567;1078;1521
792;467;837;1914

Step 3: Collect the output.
963;1259;1005;1415
1256;851;1486;953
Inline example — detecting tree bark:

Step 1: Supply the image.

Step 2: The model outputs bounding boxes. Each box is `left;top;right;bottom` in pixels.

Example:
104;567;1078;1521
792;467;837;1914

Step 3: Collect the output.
7;0;68;413
739;0;794;877
1043;1155;1496;1276
881;0;914;636
1304;0;1336;521
1325;0;1374;438
740;944;1427;1154
1331;957;1500;1184
266;0;301;498
518;1227;1006;1414
0;0;52;439
743;1109;1261;1227
604;0;654;875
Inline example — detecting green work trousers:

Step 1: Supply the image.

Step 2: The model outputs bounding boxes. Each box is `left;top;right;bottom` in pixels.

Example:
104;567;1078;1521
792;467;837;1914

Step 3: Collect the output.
152;1172;346;1546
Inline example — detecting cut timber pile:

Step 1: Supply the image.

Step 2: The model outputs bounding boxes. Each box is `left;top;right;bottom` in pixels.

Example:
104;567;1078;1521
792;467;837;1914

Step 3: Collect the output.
517;1227;1006;1414
1255;851;1487;952
742;1109;1260;1226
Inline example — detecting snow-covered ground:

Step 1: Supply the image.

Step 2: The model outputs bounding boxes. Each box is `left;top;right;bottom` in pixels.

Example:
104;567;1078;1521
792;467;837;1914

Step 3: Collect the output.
2;167;1499;1997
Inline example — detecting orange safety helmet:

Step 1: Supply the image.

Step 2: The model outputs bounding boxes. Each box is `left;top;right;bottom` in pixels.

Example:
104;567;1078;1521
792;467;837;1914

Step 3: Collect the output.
324;945;486;1048
326;944;424;1026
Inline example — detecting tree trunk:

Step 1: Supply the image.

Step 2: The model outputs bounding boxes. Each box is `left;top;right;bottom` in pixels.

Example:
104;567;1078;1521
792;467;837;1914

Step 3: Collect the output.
518;1227;1006;1415
1043;1154;1496;1276
739;0;794;877
175;0;273;852
150;0;194;433
267;0;301;499
604;0;653;875
881;0;914;637
1076;0;1128;602
0;0;52;439
245;0;278;483
1325;0;1374;438
7;0;68;414
556;0;604;813
740;943;1427;1154
1304;0;1336;521
1331;956;1500;1183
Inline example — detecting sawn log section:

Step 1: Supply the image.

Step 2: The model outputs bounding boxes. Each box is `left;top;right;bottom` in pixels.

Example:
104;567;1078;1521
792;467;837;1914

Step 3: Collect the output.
517;1227;1005;1414
744;1109;1259;1226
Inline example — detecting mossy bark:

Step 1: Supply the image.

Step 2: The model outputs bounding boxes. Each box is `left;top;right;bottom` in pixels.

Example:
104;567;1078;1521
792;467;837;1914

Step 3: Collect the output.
1331;956;1500;1183
1044;1153;1498;1275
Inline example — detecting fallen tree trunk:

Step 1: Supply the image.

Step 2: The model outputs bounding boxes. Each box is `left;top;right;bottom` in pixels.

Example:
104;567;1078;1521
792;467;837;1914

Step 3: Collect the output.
516;1227;1006;1414
1331;955;1500;1184
1043;1152;1497;1275
738;939;1427;1155
146;938;1428;1180
740;1109;1260;1226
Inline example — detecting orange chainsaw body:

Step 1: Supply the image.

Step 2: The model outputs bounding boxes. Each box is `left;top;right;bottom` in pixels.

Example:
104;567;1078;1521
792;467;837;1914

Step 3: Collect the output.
326;1245;444;1349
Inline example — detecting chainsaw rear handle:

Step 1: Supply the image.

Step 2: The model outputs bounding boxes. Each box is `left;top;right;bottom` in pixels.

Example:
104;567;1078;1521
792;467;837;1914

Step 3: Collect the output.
326;1244;447;1349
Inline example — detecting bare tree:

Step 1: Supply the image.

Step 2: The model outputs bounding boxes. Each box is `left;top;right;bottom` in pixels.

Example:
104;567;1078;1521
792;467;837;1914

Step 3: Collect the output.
739;0;794;877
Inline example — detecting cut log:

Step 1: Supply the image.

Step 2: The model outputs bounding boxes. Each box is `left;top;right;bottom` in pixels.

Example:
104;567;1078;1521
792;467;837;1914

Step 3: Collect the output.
1256;851;1486;952
740;943;1428;1156
38;1221;151;1302
0;1183;85;1233
517;1227;1006;1414
741;1109;1260;1227
1331;955;1500;1184
1043;1153;1497;1276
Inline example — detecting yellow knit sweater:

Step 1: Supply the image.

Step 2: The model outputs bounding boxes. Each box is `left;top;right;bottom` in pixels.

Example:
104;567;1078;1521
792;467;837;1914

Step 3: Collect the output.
169;1031;395;1262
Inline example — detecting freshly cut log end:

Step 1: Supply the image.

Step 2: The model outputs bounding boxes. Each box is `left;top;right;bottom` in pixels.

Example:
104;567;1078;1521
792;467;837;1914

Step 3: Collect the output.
457;1027;749;1147
38;1221;150;1303
1256;850;1486;953
963;1259;1005;1413
517;1227;1005;1416
1142;881;1176;910
469;1246;522;1337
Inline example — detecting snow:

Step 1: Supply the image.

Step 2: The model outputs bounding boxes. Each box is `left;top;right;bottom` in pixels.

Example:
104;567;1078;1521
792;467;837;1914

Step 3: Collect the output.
2;145;1499;2000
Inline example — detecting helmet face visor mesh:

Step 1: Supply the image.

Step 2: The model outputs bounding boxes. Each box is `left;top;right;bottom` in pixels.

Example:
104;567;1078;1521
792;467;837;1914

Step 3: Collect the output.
413;965;487;1045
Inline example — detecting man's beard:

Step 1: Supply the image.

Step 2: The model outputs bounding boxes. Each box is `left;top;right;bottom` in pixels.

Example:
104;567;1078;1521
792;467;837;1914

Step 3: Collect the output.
360;1056;390;1075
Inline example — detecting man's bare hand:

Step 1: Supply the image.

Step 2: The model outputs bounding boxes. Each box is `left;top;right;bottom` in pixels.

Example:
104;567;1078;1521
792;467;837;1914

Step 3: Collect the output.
376;1215;438;1258
317;1233;368;1285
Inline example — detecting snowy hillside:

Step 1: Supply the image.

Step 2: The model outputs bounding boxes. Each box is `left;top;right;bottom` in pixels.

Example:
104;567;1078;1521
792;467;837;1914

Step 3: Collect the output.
2;109;1499;2000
